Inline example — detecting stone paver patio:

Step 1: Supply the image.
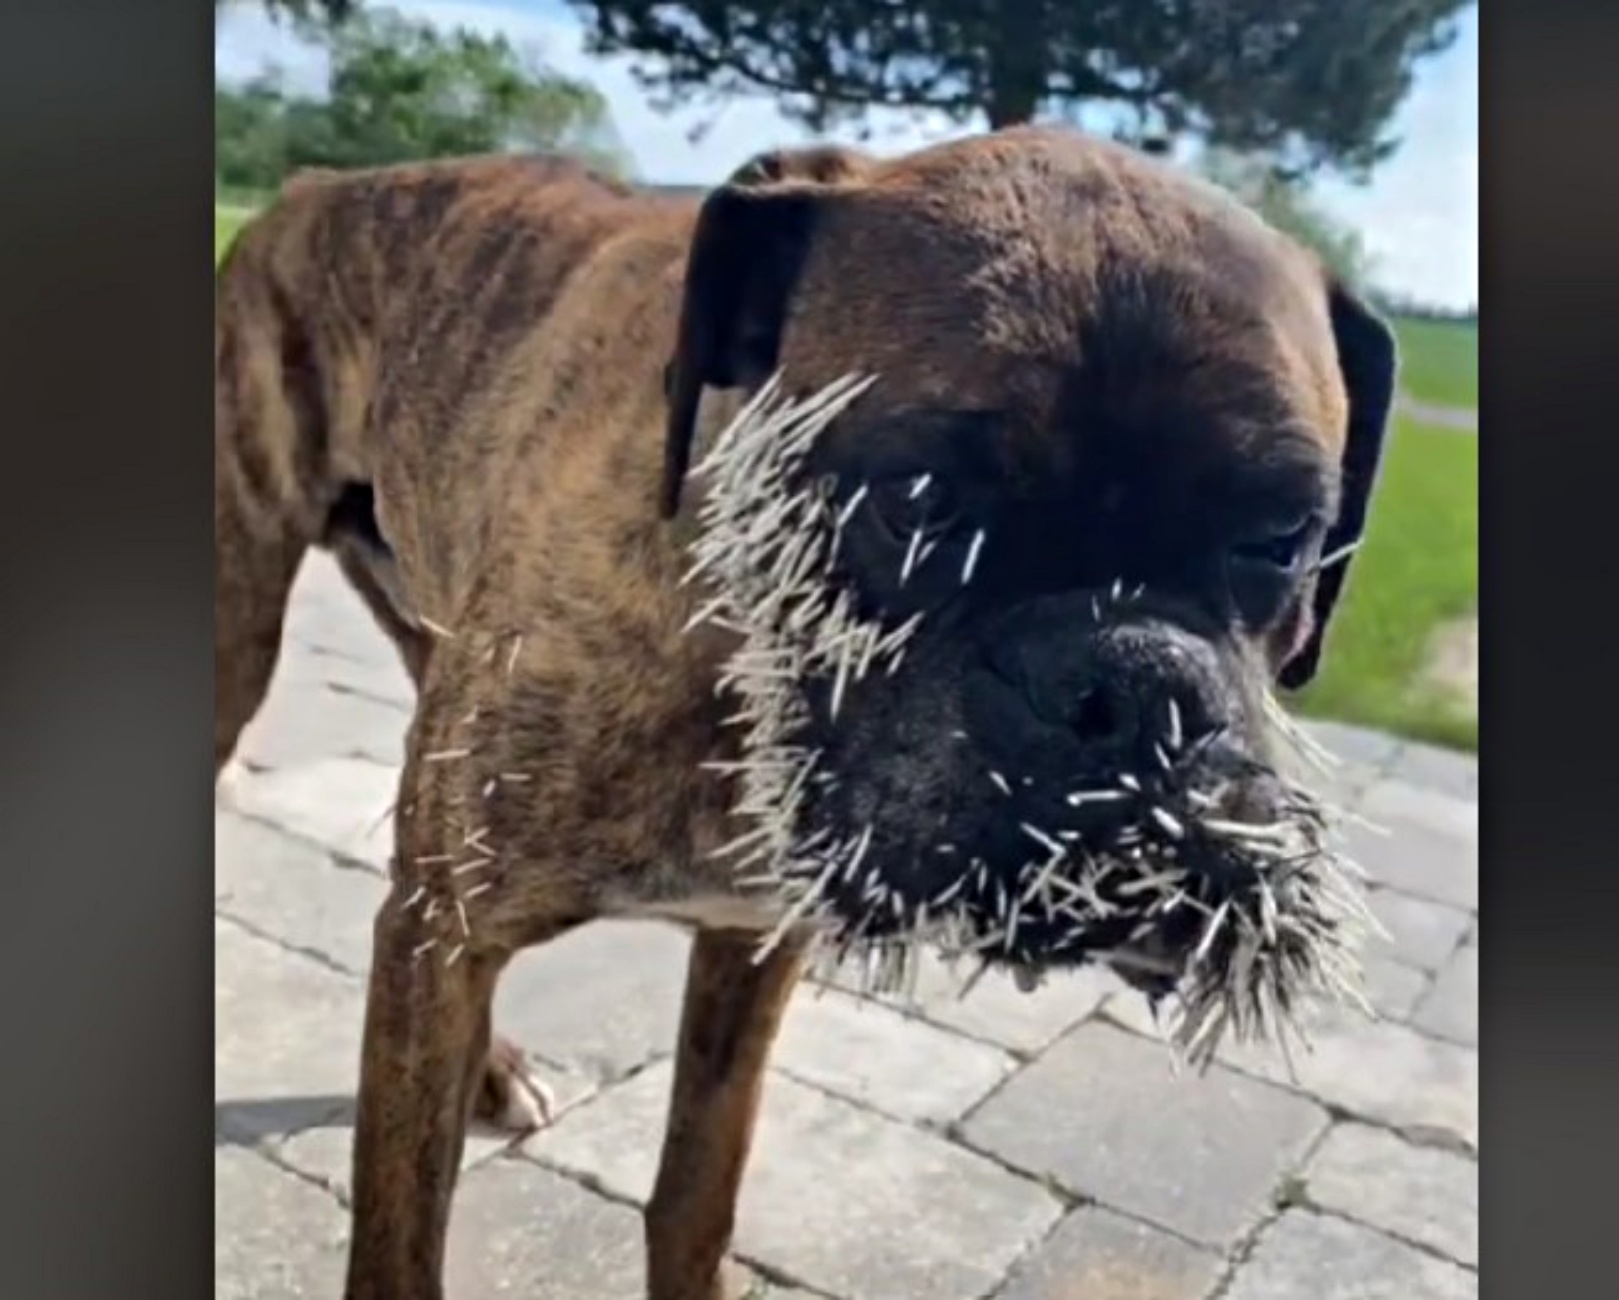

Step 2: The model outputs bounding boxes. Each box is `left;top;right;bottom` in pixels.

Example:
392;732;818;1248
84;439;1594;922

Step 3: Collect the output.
216;554;1479;1299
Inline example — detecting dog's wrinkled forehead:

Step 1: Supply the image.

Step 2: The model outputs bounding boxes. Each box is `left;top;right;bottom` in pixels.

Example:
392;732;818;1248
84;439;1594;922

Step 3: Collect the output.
771;131;1351;477
665;128;1398;690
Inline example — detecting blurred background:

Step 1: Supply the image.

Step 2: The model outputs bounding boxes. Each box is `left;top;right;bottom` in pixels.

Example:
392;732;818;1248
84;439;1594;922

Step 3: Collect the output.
213;0;1478;755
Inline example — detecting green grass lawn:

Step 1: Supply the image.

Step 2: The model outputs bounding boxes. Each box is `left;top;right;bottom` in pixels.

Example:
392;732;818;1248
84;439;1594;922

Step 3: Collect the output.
216;207;250;262
1294;417;1478;751
214;204;1476;750
1390;316;1478;411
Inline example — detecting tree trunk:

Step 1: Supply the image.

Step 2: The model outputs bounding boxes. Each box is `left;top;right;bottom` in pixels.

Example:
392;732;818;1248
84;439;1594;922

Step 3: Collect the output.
985;17;1045;128
986;84;1041;129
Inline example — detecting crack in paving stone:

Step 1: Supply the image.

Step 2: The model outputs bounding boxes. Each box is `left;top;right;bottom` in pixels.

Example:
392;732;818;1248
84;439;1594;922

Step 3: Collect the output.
239;1140;354;1210
1198;1110;1342;1298
216;909;363;982
1299;1201;1478;1274
224;806;392;879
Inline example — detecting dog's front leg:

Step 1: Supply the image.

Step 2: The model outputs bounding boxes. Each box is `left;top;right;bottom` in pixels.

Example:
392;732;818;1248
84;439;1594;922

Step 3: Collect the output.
645;928;811;1300
344;897;501;1300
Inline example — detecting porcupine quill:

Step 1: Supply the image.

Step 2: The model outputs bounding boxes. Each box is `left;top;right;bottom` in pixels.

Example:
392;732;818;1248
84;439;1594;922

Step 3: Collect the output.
680;372;926;985
679;373;1377;1066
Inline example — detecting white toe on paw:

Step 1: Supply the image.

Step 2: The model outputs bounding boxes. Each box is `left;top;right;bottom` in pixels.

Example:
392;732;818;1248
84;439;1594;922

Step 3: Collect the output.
496;1068;555;1133
215;758;248;809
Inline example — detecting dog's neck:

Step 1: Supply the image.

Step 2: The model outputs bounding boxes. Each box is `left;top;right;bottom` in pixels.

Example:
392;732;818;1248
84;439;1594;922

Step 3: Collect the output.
414;534;747;900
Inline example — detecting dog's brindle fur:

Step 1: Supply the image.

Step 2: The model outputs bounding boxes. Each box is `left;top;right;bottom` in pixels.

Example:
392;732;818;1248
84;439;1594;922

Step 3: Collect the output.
215;127;1394;1299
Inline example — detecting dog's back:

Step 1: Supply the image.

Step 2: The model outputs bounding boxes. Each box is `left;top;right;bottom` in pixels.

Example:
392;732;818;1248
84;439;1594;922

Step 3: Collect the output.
214;155;704;767
215;155;701;635
217;155;690;510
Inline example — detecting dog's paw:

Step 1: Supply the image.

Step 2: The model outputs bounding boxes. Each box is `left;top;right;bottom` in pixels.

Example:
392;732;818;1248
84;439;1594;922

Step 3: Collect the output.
215;757;250;810
475;1034;556;1134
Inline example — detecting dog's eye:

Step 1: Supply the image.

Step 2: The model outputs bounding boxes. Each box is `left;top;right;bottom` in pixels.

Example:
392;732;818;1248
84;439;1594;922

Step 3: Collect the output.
1232;519;1316;571
866;472;962;544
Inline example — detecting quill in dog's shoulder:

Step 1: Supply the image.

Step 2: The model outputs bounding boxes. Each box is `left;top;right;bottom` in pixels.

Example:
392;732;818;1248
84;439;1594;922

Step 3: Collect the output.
214;126;1395;1300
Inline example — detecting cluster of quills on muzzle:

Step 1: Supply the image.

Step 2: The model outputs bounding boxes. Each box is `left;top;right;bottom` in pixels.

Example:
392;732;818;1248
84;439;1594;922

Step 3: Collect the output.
680;374;1381;1073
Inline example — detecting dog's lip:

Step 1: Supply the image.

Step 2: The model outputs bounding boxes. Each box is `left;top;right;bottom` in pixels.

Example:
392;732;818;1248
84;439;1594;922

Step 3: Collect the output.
799;728;1290;867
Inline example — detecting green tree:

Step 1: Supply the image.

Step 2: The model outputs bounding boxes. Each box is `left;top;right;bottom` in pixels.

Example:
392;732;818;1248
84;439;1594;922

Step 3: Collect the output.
215;76;291;196
570;0;1473;178
217;0;359;25
215;5;629;193
1197;148;1373;288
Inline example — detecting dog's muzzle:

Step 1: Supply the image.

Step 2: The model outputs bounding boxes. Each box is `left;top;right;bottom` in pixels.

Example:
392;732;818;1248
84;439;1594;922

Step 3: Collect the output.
979;603;1235;764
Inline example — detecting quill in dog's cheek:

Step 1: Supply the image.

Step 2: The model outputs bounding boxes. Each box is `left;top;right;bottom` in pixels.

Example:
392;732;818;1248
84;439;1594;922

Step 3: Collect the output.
681;375;1379;1073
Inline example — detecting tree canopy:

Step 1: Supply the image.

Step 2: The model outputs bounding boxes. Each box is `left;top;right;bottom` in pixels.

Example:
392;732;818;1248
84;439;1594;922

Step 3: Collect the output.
218;0;359;24
569;0;1473;178
215;5;627;194
1198;147;1373;288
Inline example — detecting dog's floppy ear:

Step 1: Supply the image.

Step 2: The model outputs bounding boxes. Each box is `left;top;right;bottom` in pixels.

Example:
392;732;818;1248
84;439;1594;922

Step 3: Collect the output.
1277;281;1399;689
660;148;867;519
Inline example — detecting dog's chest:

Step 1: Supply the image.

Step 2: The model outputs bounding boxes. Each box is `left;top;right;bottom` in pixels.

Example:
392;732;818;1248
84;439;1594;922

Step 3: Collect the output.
611;891;785;933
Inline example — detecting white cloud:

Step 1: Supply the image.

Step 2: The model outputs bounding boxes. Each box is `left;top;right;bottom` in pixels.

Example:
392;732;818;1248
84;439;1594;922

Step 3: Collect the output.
1313;10;1478;309
216;0;1478;308
215;5;329;93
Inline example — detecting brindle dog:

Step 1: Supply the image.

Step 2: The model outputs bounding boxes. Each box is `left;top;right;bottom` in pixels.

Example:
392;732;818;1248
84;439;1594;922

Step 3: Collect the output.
214;126;1393;1299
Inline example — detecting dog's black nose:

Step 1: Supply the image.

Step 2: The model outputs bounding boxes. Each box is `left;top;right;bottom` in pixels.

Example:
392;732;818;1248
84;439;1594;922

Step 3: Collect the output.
1065;676;1148;749
1061;626;1221;752
987;609;1229;758
1088;623;1230;753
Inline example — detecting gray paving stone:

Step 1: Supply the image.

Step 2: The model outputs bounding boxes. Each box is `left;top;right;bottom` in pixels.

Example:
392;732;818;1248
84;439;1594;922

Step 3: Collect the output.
216;1146;347;1299
1280;751;1383;816
227;756;400;872
529;1062;1063;1300
1411;943;1478;1048
962;1021;1327;1249
1300;719;1404;773
994;1204;1223;1300
770;984;1010;1126
215;811;386;977
823;950;1117;1055
741;1281;819;1299
1361;956;1432;1022
1094;987;1180;1038
741;1275;822;1295
1362;778;1478;848
281;555;399;658
444;1158;650;1298
1365;886;1473;971
277;1064;599;1197
239;678;409;769
1221;1009;1478;1152
290;551;364;605
1088;955;1426;1029
275;643;415;710
495;920;691;1081
1097;951;1427;1055
773;984;1014;1124
1105;987;1476;1148
216;919;365;1144
1345;781;1477;911
1304;1124;1478;1266
285;611;404;668
1223;1210;1477;1300
1386;740;1478;800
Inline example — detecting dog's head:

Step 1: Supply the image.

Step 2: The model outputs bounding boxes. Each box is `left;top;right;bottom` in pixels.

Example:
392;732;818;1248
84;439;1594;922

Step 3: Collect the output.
664;127;1395;1053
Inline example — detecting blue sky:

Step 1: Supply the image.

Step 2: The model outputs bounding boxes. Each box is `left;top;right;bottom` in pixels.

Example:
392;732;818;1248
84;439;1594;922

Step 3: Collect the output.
216;0;1478;309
